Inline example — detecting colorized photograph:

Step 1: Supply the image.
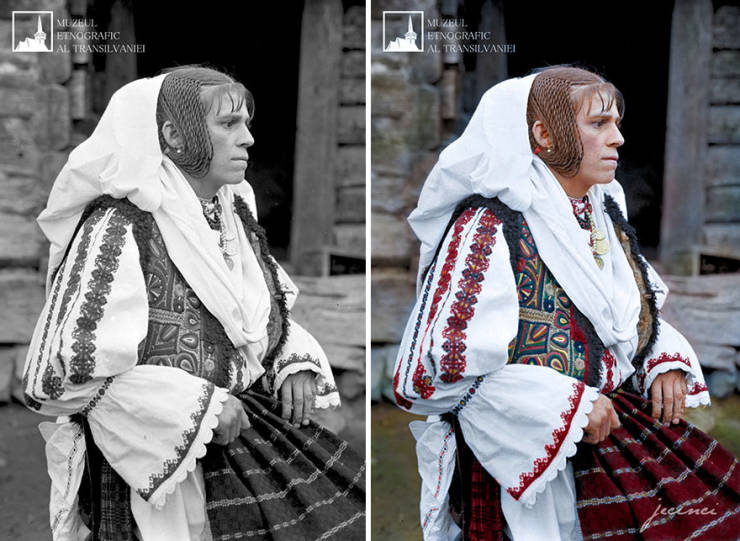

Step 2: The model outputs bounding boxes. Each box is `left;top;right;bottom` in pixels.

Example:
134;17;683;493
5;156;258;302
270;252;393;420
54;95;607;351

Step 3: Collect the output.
371;1;740;539
0;1;366;539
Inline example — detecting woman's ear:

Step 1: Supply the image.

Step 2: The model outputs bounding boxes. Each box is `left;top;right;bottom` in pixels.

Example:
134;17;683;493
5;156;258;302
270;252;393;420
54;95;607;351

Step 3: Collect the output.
531;120;552;149
161;120;184;153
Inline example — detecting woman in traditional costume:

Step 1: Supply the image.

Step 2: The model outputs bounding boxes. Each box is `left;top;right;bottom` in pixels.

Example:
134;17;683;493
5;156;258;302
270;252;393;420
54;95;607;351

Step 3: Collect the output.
392;66;739;540
23;67;365;540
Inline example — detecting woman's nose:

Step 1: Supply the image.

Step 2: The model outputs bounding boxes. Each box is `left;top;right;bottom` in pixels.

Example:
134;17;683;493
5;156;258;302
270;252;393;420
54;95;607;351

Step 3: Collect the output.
238;125;254;148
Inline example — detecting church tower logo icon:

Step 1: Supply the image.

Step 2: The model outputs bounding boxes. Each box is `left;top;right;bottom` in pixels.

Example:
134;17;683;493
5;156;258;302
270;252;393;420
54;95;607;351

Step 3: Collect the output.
383;11;423;52
12;11;53;52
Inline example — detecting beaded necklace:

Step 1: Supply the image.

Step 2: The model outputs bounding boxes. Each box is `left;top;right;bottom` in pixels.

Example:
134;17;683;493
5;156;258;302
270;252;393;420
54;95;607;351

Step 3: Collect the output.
569;195;609;269
199;196;237;270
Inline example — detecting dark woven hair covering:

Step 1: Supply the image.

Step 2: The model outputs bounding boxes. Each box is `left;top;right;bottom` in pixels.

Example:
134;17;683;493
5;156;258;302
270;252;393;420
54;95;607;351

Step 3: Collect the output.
156;66;253;178
526;66;624;178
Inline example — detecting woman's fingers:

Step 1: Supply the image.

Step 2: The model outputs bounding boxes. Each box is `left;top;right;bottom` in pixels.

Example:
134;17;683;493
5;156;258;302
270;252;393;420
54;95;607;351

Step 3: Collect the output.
302;377;314;426
281;379;293;421
662;383;674;424
291;377;304;426
651;382;663;420
673;378;685;424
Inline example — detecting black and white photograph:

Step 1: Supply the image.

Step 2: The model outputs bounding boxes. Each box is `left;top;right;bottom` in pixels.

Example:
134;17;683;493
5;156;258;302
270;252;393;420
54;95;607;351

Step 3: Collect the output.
370;1;740;539
0;1;366;540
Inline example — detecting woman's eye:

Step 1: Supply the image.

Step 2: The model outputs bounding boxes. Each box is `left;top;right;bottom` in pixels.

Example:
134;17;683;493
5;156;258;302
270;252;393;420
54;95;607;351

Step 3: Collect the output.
224;120;235;128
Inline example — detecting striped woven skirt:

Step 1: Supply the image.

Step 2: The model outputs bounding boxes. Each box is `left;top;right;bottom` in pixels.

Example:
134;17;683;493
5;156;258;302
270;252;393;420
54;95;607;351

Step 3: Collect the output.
200;391;366;540
573;390;740;540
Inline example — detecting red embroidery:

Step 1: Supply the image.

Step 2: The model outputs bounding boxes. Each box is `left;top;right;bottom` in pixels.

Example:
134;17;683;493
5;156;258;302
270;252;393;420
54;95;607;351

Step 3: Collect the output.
507;381;585;500
428;208;476;324
601;349;617;393
412;209;478;400
688;382;708;395
440;210;501;383
412;362;435;399
645;352;691;373
393;369;412;409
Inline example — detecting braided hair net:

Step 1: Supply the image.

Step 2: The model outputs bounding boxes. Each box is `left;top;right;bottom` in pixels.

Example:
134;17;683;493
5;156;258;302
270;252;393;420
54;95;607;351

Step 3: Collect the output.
526;66;624;177
156;66;254;178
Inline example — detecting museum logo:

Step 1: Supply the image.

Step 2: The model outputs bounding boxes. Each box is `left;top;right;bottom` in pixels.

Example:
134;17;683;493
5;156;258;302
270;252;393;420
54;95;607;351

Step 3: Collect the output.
383;11;423;52
12;11;53;52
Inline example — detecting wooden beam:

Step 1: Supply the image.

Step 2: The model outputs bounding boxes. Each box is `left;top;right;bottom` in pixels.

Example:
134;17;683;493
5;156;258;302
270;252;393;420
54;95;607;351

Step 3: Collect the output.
659;0;712;275
290;0;343;275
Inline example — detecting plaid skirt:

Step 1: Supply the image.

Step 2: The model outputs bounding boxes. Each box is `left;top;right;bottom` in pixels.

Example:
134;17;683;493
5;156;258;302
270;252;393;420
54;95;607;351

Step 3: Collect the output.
573;390;740;541
79;392;365;541
452;390;739;541
200;391;366;540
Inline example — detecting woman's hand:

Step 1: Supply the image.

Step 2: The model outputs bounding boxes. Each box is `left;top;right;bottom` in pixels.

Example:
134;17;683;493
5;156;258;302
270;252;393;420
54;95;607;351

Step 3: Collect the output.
650;369;688;425
213;394;251;445
280;371;316;427
583;394;621;444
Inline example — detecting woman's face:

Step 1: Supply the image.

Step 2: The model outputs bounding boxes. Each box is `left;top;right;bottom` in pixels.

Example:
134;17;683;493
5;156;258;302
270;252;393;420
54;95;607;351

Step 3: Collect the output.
567;92;624;194
200;92;254;189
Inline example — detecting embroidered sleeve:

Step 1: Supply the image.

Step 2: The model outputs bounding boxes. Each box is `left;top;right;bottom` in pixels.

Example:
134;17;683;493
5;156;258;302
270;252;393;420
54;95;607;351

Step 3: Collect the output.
393;207;600;507
23;207;228;509
633;318;710;408
269;319;340;409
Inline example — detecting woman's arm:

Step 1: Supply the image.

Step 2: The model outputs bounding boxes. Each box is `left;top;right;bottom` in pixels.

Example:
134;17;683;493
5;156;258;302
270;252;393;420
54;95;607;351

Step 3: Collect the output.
24;206;229;509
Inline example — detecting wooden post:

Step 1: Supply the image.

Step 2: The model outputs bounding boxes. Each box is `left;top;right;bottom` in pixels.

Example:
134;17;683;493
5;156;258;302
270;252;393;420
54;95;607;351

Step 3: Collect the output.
290;0;343;275
659;0;712;275
103;0;137;107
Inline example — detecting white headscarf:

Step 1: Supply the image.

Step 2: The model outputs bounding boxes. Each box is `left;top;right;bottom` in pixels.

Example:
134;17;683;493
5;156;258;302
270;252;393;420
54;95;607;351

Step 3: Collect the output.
409;74;641;351
37;75;272;348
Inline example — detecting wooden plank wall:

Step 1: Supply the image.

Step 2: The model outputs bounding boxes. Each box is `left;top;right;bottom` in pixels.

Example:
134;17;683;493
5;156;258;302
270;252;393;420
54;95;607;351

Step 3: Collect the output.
661;1;740;273
291;1;366;275
703;4;740;260
334;4;366;260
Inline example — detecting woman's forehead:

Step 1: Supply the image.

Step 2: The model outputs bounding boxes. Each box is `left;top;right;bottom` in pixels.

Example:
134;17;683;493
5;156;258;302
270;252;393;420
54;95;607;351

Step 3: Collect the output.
579;90;620;118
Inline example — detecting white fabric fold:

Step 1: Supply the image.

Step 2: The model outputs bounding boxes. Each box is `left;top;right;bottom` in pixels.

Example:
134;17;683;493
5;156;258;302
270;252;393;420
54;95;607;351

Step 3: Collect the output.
457;366;599;507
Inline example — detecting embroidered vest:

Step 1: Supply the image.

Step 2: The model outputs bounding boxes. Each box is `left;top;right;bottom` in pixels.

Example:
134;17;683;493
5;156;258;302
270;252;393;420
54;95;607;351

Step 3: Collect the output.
442;196;658;389
73;196;289;391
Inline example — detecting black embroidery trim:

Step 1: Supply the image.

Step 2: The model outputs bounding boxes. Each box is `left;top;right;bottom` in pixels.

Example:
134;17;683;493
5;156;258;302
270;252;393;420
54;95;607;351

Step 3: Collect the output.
138;382;215;501
233;195;291;371
316;381;339;397
41;363;65;400
69;210;128;384
80;376;114;416
603;195;660;372
274;353;321;375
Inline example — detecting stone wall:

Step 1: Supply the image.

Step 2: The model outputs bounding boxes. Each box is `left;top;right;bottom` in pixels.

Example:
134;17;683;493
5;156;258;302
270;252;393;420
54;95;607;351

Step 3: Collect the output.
371;0;440;398
0;0;73;403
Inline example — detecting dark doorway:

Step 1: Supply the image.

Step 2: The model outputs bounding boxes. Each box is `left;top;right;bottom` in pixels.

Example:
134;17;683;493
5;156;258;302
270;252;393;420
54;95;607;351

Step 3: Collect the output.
90;2;305;258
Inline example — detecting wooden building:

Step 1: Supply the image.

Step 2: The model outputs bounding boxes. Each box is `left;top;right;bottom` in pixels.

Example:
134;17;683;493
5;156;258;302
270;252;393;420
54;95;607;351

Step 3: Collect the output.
0;1;366;442
370;0;740;396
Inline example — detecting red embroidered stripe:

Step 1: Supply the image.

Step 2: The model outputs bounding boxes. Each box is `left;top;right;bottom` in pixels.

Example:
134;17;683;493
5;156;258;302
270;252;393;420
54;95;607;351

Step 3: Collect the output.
508;381;585;500
601;349;617;394
440;209;502;383
688;382;708;395
428;207;477;325
645;352;691;373
412;208;478;399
